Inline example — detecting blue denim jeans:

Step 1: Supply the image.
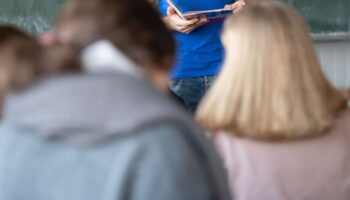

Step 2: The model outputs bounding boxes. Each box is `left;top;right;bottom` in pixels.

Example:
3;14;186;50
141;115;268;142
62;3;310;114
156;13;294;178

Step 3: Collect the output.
169;76;216;113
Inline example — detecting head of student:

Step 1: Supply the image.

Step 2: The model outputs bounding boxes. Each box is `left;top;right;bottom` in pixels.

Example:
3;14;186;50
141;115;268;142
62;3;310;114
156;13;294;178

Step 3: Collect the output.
196;0;349;140
50;0;175;89
0;26;43;112
0;25;80;114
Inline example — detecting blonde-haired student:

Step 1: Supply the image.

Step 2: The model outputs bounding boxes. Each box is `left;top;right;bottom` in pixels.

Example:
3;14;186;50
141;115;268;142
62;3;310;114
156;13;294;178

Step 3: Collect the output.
197;0;350;199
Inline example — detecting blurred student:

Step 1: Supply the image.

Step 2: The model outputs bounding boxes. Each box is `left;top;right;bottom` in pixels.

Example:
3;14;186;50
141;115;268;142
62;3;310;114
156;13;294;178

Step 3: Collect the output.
196;1;350;199
159;0;245;113
0;26;45;117
0;0;231;200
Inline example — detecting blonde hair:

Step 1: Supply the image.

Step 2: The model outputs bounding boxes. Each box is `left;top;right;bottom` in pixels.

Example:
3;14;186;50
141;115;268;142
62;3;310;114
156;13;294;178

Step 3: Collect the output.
196;0;349;140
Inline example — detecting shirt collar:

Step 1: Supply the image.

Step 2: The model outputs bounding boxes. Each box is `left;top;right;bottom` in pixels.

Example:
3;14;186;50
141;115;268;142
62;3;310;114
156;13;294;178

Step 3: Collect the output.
81;40;142;77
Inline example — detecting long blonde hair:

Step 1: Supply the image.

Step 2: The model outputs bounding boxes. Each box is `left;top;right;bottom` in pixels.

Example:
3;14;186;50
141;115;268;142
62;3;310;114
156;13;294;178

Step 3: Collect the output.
196;0;349;140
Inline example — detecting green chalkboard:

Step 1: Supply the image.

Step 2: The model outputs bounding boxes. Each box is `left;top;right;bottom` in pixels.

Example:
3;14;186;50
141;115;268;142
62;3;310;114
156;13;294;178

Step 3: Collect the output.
0;0;65;34
0;0;349;36
286;0;350;35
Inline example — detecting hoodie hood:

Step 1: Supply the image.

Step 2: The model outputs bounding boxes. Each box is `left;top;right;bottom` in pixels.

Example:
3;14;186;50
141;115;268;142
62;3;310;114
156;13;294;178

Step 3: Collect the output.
3;72;185;142
81;40;141;77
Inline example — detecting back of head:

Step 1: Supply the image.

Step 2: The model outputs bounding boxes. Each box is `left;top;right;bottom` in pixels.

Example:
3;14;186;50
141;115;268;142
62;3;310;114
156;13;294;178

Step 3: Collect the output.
0;26;43;115
197;0;349;140
56;0;175;70
0;26;42;92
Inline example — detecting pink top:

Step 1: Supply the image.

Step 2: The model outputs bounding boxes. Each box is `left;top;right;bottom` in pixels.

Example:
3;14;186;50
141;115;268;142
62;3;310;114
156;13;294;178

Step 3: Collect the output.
213;109;350;200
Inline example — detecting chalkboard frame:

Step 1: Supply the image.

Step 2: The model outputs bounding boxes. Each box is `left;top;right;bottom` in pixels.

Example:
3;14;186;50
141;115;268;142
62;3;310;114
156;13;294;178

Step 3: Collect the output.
312;33;350;41
285;0;350;41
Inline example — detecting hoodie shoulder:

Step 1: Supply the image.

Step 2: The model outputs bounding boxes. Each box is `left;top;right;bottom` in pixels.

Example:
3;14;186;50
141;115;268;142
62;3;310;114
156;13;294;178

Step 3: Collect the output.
107;122;217;200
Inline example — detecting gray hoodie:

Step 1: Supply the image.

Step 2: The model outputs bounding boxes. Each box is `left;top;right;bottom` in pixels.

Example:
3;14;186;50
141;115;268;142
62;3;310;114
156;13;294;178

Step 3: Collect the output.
0;70;231;200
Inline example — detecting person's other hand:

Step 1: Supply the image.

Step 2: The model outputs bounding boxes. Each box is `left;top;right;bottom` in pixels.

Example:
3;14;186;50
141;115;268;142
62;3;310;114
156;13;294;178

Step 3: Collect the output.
164;7;209;34
225;0;246;13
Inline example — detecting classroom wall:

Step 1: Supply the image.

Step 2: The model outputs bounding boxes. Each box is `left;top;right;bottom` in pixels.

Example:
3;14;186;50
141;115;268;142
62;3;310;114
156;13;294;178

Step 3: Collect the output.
0;0;65;34
316;40;350;88
286;0;350;35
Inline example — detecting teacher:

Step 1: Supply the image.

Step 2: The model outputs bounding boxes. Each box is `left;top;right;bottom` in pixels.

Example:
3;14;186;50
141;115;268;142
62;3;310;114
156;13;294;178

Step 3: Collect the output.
159;0;245;113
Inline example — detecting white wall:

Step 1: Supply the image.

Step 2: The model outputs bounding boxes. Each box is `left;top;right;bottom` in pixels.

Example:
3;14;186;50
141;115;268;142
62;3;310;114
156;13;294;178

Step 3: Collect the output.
315;40;350;88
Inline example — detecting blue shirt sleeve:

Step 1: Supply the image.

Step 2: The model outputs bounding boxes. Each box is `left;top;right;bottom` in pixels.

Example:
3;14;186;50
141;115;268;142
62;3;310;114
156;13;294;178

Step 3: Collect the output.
158;0;169;16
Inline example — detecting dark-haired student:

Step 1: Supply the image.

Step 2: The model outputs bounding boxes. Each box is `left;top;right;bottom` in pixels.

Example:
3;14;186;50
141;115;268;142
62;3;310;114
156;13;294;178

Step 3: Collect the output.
0;26;48;117
0;0;230;200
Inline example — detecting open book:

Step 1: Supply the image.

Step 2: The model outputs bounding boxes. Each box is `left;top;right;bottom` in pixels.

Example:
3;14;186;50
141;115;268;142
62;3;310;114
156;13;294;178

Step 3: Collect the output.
166;0;233;21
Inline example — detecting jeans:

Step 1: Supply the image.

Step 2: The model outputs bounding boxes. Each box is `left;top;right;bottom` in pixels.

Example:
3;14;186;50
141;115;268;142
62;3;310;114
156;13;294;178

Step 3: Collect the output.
169;76;216;113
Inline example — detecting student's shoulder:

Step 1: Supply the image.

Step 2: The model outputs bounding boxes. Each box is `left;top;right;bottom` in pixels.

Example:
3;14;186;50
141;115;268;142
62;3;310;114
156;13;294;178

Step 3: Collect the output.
116;118;214;166
109;121;209;177
131;120;203;153
106;121;219;200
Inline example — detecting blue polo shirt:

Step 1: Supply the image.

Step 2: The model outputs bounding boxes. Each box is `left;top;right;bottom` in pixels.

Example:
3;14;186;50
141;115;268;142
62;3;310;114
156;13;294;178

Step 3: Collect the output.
159;0;234;78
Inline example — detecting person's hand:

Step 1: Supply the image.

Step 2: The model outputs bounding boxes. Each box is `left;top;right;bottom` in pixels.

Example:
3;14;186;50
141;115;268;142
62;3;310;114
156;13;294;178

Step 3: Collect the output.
225;0;246;13
163;7;209;34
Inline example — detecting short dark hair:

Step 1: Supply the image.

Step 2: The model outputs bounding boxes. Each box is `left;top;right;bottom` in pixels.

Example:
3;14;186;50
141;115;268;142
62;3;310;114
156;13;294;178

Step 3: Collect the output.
56;0;175;70
0;25;81;91
0;25;42;90
0;26;43;115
